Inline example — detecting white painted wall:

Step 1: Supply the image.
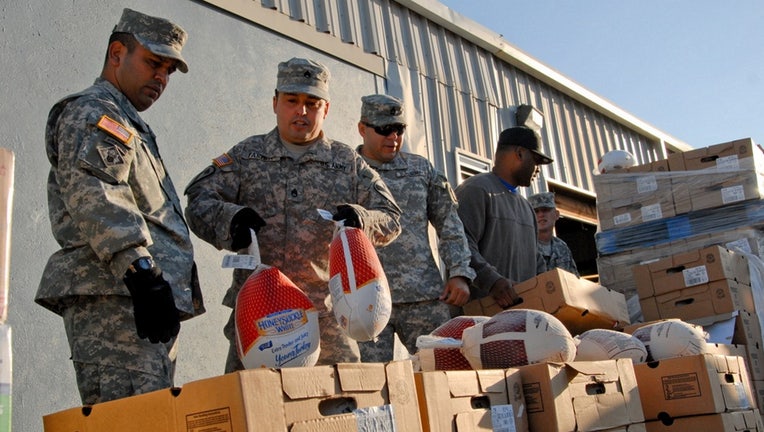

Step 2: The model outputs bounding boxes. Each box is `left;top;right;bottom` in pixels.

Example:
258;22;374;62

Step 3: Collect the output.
1;1;379;430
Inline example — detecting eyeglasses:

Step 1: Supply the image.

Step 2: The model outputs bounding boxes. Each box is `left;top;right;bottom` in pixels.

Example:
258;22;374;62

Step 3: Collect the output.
365;123;406;136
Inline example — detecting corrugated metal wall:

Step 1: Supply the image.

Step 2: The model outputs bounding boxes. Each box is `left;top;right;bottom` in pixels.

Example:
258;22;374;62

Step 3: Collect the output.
205;0;685;195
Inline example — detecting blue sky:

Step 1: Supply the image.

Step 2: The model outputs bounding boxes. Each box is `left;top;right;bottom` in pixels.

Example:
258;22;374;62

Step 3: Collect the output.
439;1;763;149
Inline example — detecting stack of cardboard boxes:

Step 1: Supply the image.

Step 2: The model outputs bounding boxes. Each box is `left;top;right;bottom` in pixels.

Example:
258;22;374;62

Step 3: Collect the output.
595;138;764;427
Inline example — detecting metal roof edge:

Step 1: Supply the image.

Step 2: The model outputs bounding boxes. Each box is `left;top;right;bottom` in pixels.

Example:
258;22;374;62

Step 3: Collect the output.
396;0;693;153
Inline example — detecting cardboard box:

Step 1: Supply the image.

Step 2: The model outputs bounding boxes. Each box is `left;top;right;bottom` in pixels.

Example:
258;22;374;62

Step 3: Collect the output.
644;409;764;431
519;359;644;432
464;268;629;335
688;169;764;212
415;369;528;432
44;360;422;432
597;228;764;316
681;138;764;212
633;354;754;420
594;160;675;231
704;342;749;358
633;245;750;299
43;389;174;432
639;279;754;323
682;138;763;172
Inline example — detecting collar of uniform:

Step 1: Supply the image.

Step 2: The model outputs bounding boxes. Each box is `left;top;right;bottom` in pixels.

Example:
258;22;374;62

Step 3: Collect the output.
93;77;150;134
356;144;407;171
266;127;336;163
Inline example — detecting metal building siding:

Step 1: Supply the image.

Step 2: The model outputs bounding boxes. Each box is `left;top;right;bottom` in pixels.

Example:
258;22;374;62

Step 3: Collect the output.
243;0;675;193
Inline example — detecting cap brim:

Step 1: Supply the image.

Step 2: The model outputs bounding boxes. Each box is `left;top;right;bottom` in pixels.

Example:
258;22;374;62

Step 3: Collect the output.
532;150;554;165
277;84;330;101
138;39;188;73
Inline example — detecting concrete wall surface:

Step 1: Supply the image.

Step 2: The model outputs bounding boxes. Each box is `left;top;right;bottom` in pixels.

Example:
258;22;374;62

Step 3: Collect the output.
1;1;380;430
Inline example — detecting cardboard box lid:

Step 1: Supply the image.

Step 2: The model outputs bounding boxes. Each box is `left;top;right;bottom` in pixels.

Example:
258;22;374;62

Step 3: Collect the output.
682;138;761;171
281;363;387;399
446;370;507;397
522;359;643;431
513;268;629;324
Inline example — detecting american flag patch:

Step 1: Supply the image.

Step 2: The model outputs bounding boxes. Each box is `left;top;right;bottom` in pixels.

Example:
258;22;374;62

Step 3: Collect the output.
213;153;233;167
96;115;133;144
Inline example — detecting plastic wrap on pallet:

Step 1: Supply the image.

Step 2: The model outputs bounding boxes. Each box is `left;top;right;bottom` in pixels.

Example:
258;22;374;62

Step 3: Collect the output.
596;197;764;255
597;227;764;320
595;138;764;254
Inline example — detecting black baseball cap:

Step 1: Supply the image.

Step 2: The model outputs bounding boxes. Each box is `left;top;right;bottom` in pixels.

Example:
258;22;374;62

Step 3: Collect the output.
497;127;553;164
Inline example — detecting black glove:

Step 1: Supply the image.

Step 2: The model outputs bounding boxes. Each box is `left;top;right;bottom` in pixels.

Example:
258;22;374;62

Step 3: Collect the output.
230;208;267;250
123;258;180;344
332;204;363;228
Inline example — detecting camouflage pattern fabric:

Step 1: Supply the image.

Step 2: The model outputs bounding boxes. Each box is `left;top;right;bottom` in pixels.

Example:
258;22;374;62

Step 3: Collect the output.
112;8;188;73
540;236;580;277
360;94;405;125
36;78;203;320
359;299;451;362
63;295;176;404
184;127;401;371
276;57;330;101
356;149;474;362
37;78;202;404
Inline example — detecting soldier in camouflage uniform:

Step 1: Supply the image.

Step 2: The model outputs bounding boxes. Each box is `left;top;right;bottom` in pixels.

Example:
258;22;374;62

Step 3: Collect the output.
184;58;401;372
35;9;204;405
528;192;580;276
355;94;475;361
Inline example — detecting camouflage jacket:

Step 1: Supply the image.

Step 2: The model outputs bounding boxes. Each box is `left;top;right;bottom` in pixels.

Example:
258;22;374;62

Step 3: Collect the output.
36;78;204;319
184;128;401;315
540;236;579;277
358;148;475;303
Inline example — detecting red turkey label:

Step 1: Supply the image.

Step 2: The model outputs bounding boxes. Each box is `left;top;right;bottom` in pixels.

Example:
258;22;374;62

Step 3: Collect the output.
235;264;320;368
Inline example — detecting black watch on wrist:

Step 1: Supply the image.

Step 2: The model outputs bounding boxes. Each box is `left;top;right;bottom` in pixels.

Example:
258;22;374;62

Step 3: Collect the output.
128;257;154;274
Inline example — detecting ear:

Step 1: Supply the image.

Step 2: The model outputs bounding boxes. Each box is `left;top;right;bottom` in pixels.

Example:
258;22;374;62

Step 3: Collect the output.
272;94;278;114
515;146;524;160
106;40;126;67
322;100;330;119
357;122;366;138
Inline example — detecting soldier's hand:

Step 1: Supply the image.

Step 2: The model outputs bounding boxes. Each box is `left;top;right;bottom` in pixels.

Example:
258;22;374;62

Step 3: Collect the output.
230;208;266;250
123;258;180;344
440;276;471;306
489;278;520;308
332;204;363;229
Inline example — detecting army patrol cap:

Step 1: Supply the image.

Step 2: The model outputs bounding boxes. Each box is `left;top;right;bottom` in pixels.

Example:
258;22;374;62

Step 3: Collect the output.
528;192;556;210
497;126;553;164
113;8;189;73
360;94;406;126
276;58;331;101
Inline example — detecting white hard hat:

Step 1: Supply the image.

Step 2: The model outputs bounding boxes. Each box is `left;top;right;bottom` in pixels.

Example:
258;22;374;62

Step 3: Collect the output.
595;150;636;174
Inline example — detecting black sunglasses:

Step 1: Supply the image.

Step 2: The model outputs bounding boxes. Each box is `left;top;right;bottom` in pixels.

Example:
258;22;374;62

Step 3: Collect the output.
365;123;406;136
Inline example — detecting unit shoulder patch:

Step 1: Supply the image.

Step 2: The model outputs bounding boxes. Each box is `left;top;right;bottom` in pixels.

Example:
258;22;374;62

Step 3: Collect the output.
96;115;133;144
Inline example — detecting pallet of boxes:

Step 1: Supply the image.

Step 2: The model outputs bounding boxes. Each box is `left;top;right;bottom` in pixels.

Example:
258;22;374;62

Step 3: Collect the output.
594;137;764;429
441;267;648;431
